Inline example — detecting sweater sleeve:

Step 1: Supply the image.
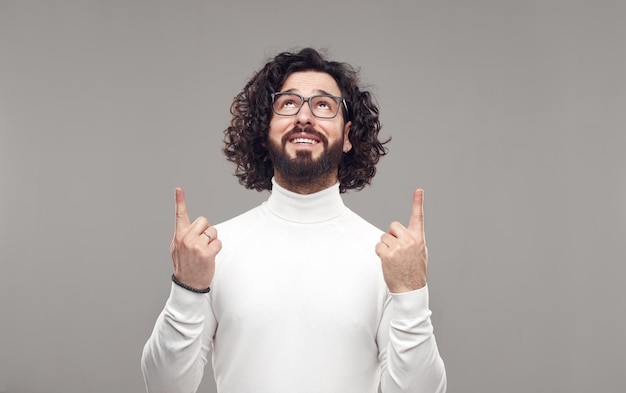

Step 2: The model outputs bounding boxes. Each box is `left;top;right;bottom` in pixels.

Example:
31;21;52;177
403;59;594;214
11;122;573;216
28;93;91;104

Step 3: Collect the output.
141;283;216;393
377;285;447;393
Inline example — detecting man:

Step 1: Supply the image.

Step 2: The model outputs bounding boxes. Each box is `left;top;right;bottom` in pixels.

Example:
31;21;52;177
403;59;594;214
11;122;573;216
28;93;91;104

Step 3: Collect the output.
142;48;447;393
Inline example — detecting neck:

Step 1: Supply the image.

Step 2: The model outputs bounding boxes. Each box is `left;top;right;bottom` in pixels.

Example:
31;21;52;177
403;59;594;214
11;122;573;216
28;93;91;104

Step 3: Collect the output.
273;171;339;195
267;178;345;223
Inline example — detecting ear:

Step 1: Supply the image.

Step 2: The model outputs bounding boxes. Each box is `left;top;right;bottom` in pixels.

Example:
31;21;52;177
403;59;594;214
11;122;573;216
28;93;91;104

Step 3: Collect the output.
343;121;352;153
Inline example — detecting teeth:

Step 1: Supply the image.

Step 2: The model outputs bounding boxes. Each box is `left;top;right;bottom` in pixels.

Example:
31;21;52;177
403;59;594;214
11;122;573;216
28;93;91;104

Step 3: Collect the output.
292;138;318;144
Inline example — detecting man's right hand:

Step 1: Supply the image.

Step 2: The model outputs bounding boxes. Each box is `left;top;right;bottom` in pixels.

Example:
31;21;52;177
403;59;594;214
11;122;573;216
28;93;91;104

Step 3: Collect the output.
170;187;221;291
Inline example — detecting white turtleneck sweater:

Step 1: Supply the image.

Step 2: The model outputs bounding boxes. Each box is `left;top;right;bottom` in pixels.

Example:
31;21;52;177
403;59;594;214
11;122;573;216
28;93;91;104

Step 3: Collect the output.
142;181;446;393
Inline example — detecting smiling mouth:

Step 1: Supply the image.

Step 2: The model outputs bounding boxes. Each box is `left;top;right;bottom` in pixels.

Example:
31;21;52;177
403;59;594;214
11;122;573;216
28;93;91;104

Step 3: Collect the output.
291;137;320;145
283;127;326;147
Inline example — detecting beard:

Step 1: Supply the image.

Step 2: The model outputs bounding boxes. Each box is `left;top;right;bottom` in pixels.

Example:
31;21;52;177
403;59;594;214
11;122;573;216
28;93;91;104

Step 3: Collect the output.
267;126;344;185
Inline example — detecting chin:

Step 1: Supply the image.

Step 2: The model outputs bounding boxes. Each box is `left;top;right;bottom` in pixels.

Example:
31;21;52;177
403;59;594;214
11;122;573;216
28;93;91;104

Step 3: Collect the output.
268;137;344;182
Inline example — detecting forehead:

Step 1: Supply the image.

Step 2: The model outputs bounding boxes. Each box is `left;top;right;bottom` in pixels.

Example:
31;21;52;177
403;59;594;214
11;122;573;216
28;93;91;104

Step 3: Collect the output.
280;71;341;96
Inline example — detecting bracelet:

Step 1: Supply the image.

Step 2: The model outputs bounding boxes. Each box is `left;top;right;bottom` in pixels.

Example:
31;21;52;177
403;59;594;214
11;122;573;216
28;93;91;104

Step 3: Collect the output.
171;274;211;293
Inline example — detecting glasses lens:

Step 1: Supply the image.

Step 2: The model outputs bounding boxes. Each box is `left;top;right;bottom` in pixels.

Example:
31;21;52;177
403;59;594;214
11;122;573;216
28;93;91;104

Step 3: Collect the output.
273;93;303;116
272;93;343;118
310;95;340;118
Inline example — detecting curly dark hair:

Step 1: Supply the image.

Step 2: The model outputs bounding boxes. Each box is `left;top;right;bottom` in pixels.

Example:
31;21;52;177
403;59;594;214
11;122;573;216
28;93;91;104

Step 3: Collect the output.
223;47;389;193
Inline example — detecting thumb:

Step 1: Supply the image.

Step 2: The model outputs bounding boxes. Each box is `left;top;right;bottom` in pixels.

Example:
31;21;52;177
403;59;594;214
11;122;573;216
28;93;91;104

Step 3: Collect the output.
174;187;191;235
407;189;425;234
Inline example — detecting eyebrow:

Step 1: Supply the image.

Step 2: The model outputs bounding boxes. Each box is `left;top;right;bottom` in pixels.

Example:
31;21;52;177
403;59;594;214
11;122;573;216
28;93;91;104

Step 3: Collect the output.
281;88;339;97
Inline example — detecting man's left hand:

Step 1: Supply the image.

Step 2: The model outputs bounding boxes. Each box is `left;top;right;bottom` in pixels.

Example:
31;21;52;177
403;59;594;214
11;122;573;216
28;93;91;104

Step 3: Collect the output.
375;189;428;293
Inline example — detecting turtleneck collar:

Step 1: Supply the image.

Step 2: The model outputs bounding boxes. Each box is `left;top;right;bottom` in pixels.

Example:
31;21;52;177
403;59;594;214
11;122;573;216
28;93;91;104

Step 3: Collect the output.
265;178;346;223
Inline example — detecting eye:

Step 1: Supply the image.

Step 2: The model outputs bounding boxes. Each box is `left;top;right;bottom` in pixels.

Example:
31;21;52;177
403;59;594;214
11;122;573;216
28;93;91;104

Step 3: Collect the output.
282;99;296;108
276;94;300;108
314;96;338;113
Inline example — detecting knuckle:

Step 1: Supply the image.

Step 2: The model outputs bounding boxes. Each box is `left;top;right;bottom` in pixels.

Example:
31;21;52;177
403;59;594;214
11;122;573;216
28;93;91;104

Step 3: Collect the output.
212;239;223;252
180;235;193;247
388;221;400;231
406;236;417;248
194;241;207;252
375;243;383;254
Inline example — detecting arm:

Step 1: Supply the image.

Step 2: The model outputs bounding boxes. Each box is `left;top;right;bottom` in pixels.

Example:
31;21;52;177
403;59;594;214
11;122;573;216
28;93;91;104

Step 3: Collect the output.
141;188;221;393
141;285;216;393
375;189;447;392
377;286;447;393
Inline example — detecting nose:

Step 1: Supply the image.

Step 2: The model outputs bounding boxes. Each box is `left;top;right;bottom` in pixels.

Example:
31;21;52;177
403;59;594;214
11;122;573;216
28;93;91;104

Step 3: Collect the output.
295;100;314;125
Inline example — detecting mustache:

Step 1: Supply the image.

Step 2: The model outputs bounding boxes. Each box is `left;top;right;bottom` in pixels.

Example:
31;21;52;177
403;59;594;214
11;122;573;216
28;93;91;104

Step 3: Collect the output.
280;126;328;146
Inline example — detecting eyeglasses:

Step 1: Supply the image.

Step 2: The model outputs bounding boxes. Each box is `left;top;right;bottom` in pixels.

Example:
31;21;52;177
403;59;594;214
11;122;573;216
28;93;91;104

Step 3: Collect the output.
271;92;348;119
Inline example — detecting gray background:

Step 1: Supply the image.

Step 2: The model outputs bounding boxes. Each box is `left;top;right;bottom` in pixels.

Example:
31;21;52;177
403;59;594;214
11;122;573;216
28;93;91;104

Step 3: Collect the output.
1;1;624;392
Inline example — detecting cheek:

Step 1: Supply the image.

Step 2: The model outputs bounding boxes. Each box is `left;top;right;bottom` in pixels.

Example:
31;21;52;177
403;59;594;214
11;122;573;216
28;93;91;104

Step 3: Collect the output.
269;117;294;141
267;120;281;141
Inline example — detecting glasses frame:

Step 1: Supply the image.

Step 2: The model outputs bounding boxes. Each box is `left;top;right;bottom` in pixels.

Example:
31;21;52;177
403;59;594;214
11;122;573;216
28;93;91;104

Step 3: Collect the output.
271;92;349;119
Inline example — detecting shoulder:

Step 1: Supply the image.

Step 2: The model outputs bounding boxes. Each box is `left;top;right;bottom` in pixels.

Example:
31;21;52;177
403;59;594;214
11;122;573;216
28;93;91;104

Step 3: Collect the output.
337;208;384;246
213;205;264;236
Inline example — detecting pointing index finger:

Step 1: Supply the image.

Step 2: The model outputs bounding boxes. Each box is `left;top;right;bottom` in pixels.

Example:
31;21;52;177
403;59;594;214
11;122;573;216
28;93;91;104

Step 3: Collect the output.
407;189;425;235
175;187;191;233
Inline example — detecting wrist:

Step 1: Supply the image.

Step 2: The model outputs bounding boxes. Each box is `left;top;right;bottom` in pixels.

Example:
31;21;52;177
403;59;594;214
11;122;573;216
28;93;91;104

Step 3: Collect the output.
171;274;211;293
